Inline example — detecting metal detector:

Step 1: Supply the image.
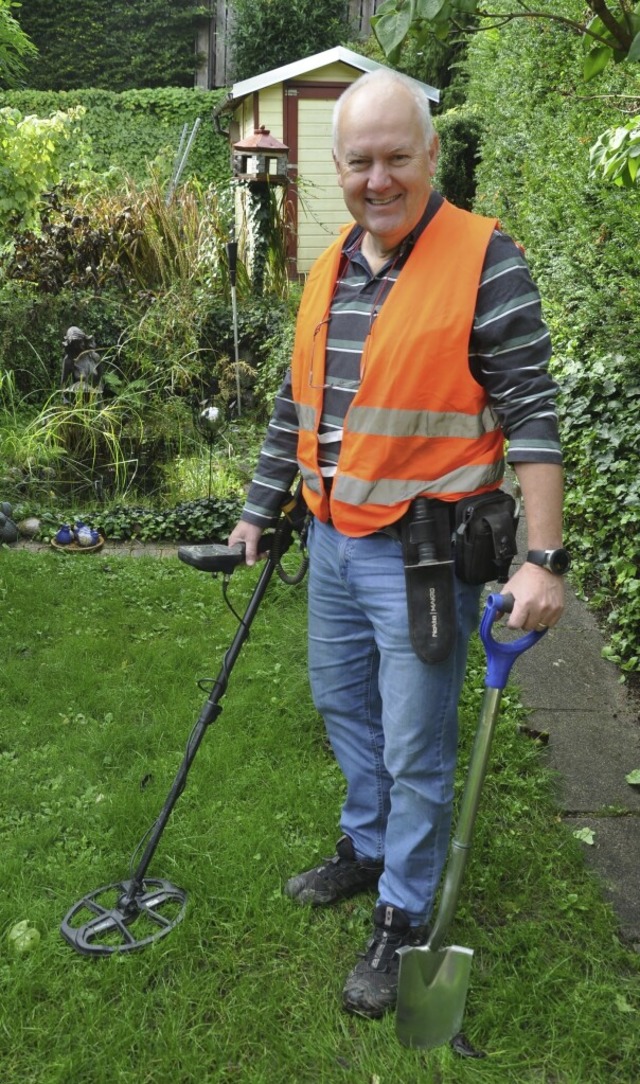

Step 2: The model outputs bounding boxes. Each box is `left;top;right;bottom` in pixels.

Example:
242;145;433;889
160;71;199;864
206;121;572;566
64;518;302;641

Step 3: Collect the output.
60;489;308;956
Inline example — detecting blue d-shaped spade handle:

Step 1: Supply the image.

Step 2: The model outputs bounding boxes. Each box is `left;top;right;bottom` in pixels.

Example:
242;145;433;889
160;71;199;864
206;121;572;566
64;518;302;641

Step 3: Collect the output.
480;593;546;690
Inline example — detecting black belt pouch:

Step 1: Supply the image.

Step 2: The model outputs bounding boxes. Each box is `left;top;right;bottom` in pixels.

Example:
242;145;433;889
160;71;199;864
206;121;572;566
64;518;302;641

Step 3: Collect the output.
453;490;518;585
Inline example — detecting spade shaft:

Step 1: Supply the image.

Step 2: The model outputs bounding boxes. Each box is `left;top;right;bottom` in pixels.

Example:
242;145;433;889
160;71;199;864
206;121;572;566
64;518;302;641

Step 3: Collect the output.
396;593;545;1049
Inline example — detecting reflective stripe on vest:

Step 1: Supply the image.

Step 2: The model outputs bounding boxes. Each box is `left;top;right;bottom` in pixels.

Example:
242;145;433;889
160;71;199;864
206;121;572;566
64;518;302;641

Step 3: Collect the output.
346;403;500;440
291;200;504;536
332;460;505;507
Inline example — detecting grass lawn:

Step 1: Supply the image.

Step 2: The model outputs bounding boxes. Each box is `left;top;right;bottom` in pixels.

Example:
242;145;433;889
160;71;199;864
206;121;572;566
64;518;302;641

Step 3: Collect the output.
1;548;639;1083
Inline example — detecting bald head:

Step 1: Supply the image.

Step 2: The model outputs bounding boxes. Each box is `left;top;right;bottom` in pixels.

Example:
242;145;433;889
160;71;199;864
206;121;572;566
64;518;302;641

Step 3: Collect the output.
332;69;436;157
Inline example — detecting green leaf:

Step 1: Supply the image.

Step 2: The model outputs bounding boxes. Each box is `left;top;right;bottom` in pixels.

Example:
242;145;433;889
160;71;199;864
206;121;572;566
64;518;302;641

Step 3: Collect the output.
583;15;617;50
573;827;595;845
583;45;613;81
625;769;640;786
610;126;630;151
629;30;640;61
415;0;447;17
371;0;414;62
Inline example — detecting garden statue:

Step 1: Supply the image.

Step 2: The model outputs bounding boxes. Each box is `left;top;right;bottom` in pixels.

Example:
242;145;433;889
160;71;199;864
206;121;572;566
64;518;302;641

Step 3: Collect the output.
0;501;19;544
60;326;104;400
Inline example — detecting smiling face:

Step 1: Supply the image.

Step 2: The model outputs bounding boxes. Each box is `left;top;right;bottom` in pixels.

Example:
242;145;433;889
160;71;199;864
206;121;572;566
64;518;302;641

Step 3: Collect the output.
333;78;439;260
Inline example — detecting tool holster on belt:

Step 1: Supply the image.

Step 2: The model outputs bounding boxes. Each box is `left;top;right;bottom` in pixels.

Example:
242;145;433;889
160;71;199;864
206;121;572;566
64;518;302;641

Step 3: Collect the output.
400;497;456;664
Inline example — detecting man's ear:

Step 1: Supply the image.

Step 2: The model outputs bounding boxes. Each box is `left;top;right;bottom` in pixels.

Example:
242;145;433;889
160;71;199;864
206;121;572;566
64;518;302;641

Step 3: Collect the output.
333;150;344;188
428;134;440;178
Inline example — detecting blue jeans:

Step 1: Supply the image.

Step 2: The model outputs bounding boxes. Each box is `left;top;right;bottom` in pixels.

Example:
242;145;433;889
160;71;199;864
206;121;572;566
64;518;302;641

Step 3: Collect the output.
306;517;482;924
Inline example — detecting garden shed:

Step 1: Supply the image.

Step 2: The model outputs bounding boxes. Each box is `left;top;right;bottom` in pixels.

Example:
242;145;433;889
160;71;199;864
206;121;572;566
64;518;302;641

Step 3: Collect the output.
213;46;439;276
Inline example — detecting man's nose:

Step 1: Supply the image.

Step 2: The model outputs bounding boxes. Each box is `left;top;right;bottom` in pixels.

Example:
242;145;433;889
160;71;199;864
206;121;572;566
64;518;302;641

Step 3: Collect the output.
367;161;392;190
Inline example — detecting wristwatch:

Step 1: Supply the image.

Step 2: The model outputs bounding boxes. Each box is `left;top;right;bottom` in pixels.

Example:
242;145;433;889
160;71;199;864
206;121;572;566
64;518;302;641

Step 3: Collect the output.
526;548;571;575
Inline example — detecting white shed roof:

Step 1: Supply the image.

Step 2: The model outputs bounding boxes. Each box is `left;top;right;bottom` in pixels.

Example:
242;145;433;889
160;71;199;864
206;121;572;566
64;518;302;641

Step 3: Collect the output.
214;46;440;114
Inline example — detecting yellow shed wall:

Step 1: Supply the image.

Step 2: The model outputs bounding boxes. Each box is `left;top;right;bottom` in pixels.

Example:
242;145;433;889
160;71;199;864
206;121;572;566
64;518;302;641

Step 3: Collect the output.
258;86;284;139
306;61;360;82
296;97;348;271
235;97;254;140
232;87;284;140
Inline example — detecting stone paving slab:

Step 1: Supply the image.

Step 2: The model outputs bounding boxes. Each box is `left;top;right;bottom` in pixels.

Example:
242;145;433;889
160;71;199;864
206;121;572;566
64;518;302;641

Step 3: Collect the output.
512;509;640;948
564;814;640;948
532;707;640;813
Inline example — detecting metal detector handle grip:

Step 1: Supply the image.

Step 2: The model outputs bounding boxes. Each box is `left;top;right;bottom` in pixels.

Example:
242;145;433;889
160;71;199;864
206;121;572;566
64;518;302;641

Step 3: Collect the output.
227;240;238;288
480;592;546;690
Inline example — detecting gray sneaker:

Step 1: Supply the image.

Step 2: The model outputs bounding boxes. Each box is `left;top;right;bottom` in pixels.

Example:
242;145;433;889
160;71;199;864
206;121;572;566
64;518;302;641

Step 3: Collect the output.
284;835;383;906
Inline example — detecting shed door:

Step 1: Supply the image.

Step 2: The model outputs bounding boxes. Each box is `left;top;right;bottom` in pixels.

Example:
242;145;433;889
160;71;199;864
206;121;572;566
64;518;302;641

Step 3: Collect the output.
284;82;349;276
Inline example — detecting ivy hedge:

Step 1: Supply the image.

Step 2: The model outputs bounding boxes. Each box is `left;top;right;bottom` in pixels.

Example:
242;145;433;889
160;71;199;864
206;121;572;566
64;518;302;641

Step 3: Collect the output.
15;0;207;91
32;497;246;545
465;0;640;671
228;0;352;82
0;87;230;187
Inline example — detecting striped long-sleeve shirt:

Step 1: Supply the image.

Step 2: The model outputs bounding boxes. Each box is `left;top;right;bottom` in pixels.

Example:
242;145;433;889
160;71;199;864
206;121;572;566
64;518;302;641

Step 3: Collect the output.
242;192;561;528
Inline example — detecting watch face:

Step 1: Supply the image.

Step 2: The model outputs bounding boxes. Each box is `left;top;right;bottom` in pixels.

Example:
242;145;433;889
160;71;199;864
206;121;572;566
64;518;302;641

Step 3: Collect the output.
548;549;571;574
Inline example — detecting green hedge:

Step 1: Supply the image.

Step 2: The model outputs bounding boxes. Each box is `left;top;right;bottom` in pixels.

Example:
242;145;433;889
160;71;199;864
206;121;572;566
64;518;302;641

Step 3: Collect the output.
15;0;206;91
0;87;231;186
464;0;640;671
435;107;483;211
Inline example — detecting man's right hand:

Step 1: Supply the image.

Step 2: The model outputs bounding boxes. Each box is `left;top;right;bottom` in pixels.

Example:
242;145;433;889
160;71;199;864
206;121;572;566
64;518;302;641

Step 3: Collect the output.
227;521;265;567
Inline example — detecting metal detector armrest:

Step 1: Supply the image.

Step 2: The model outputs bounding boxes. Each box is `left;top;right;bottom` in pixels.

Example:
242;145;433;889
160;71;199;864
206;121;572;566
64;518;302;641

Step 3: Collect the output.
178;543;246;574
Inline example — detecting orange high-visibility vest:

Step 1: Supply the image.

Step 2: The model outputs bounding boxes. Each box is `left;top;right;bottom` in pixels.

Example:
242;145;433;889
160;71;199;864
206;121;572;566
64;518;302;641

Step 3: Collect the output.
291;199;505;537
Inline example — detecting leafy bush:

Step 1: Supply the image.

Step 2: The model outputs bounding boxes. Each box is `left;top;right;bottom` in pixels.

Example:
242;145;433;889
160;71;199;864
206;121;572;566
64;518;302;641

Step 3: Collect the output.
559;351;640;671
463;1;640;671
0;88;229;188
17;0;206;91
435;107;483;211
0;0;38;87
30;496;244;544
0;104;89;243
228;0;353;81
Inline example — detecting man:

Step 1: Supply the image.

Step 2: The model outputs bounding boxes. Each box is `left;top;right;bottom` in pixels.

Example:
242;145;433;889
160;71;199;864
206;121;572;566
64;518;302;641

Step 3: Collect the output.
229;68;566;1018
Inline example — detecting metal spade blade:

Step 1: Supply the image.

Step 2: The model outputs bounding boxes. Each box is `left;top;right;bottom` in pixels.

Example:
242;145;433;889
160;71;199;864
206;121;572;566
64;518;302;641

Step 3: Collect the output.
396;943;474;1049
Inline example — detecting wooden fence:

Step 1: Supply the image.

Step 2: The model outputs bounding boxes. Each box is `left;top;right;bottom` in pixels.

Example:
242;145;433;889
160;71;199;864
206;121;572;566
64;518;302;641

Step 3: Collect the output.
195;0;384;89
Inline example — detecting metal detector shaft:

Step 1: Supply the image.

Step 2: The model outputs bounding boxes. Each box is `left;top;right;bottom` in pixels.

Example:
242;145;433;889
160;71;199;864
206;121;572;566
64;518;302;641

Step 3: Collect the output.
119;551;278;908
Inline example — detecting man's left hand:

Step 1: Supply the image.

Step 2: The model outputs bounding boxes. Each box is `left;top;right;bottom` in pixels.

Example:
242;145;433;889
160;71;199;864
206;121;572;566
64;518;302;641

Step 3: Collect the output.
499;561;565;632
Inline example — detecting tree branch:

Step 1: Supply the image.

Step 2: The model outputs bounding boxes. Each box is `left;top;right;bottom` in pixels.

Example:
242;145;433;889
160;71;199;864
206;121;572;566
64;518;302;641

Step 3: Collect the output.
589;0;632;49
478;6;631;51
